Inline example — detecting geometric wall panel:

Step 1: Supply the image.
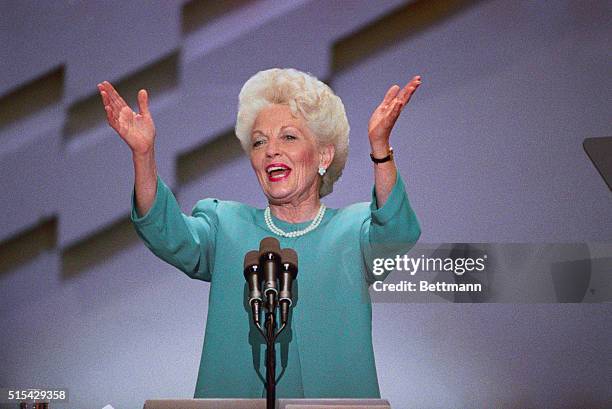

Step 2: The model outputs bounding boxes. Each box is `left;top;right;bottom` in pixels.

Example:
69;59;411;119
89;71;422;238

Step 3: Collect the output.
0;109;62;243
0;67;63;130
63;1;182;103
58;120;174;248
179;0;408;151
58;127;137;248
0;2;69;96
1;2;612;408
64;52;179;141
182;0;251;36
332;0;482;72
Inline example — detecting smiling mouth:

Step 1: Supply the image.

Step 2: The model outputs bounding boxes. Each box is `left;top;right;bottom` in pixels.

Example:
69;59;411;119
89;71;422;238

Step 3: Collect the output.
266;164;292;181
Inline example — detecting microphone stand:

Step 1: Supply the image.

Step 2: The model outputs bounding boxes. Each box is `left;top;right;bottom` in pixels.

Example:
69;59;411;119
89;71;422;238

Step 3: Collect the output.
262;287;288;409
265;310;276;405
266;313;276;409
244;239;293;409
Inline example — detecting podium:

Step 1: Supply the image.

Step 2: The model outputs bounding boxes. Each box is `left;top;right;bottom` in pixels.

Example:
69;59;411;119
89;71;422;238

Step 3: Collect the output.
143;399;391;409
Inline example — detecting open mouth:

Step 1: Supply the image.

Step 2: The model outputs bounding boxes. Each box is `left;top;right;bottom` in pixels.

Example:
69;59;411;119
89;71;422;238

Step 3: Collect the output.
266;163;292;181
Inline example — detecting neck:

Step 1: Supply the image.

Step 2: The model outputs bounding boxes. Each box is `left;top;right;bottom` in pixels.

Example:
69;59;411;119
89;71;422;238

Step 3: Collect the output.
268;190;322;223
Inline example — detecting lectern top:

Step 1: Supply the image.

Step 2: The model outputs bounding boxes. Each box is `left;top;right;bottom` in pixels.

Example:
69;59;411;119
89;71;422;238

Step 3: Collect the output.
143;398;391;409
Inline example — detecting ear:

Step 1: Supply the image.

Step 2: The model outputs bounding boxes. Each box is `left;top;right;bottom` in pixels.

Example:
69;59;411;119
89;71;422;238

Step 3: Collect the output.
319;143;335;170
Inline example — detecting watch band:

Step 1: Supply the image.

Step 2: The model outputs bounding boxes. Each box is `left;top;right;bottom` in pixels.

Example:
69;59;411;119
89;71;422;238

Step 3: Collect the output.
370;147;394;163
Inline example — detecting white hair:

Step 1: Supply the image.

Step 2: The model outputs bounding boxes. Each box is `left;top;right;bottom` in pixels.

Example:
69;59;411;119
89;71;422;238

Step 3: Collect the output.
235;68;349;197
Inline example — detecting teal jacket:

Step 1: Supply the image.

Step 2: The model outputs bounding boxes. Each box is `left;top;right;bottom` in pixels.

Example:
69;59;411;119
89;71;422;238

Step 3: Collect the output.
130;173;420;398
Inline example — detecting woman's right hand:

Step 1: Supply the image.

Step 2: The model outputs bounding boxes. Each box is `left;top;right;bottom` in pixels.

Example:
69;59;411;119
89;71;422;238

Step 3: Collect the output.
97;81;156;155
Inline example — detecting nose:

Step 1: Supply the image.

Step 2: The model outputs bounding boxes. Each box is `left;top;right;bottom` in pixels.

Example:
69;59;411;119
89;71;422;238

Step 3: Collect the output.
265;137;280;158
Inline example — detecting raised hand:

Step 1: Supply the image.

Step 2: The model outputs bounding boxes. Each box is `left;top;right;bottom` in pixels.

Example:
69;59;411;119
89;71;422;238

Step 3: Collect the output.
368;75;421;151
97;81;156;155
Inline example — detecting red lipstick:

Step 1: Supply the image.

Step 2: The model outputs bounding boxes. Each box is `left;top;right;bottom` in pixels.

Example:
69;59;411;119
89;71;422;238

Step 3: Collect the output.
266;163;292;182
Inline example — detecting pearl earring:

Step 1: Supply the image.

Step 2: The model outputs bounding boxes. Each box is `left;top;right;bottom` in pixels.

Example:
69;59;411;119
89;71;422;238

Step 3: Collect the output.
318;166;326;176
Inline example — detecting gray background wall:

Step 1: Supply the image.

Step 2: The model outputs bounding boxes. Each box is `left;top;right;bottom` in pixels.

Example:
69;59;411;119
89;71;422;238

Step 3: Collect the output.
1;1;610;408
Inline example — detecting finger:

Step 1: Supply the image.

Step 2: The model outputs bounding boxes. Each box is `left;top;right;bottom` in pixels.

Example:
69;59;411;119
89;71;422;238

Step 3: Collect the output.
106;82;123;108
98;83;109;104
397;86;415;103
404;85;419;104
398;81;421;104
101;81;118;108
382;85;400;105
99;90;110;107
390;98;403;120
104;104;111;117
117;106;133;134
104;81;128;109
401;75;421;89
104;105;116;127
99;83;122;128
97;86;106;103
100;88;123;121
378;102;402;133
137;89;149;116
100;82;115;103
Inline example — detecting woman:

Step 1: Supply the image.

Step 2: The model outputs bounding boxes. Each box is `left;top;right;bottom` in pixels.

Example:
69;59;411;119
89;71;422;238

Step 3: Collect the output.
97;68;421;398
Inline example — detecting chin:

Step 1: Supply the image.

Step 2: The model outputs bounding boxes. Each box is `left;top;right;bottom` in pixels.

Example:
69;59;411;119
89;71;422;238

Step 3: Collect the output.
264;181;302;201
266;188;295;202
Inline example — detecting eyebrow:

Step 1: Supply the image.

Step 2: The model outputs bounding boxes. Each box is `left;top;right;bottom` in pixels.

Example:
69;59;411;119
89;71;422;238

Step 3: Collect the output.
251;126;301;138
280;126;300;134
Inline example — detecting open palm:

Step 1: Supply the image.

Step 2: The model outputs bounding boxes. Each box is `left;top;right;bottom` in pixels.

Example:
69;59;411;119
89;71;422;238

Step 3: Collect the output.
368;75;421;147
97;81;156;155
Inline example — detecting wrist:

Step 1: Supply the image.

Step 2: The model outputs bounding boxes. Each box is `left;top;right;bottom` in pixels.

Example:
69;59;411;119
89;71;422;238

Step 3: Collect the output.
370;141;391;156
370;147;393;164
132;147;155;160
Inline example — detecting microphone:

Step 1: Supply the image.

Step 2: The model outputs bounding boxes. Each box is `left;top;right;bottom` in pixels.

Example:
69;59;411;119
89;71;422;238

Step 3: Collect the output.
259;237;282;312
279;248;298;326
244;239;298;408
244;250;263;327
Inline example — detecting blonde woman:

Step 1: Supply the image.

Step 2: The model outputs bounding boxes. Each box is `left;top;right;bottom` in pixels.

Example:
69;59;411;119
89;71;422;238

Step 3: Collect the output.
97;68;421;398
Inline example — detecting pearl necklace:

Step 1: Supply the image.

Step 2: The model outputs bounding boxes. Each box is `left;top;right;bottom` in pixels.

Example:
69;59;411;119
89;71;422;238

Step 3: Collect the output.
264;204;326;238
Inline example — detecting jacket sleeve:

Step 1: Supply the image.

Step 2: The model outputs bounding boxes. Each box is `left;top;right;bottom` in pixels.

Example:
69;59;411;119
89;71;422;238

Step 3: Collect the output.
130;175;218;282
360;172;421;285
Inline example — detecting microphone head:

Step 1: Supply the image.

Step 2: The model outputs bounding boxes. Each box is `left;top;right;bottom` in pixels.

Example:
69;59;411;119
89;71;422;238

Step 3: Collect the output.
281;248;298;277
259;237;281;255
244;250;260;270
244;250;263;302
281;248;298;266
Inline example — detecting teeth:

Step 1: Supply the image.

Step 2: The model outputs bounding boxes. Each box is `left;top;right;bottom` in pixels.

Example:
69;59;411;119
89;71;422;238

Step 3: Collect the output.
267;166;289;173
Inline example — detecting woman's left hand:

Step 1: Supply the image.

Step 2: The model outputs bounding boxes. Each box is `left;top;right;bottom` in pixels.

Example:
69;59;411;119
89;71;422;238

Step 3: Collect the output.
368;75;421;152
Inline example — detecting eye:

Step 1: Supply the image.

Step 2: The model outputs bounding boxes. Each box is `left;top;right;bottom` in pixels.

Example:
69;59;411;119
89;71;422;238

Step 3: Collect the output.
252;138;265;148
283;134;297;141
